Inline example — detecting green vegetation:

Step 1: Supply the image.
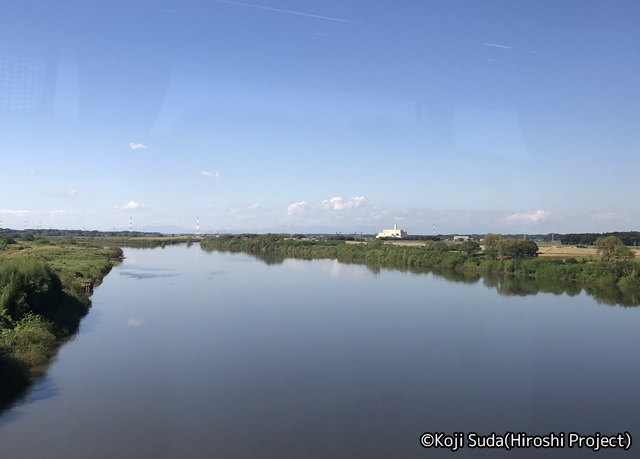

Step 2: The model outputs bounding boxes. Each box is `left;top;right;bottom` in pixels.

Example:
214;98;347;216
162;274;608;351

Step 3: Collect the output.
0;239;123;410
593;236;635;261
560;231;640;246
201;234;640;305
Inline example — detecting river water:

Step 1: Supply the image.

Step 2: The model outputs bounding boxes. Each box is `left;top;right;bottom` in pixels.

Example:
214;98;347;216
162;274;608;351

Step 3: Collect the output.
1;245;639;458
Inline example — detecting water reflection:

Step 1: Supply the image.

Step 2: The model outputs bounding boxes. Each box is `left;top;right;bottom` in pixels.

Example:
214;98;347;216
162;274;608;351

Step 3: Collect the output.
3;245;640;459
119;271;179;280
203;247;640;307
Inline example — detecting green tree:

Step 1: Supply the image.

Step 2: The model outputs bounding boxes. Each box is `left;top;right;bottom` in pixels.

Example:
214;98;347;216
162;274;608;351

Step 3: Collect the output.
459;240;481;255
497;238;539;259
484;247;499;260
368;237;383;247
432;241;449;252
594;236;632;261
614;244;634;260
483;233;503;248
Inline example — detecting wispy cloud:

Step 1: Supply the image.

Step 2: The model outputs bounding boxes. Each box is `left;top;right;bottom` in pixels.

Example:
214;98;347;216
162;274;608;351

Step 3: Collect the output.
322;196;365;211
507;209;549;222
200;171;221;178
213;0;353;23
285;196;366;218
129;143;147;149
51;210;73;217
479;42;512;49
127;318;143;327
0;209;31;216
67;190;76;195
115;201;145;210
230;204;258;213
288;201;310;215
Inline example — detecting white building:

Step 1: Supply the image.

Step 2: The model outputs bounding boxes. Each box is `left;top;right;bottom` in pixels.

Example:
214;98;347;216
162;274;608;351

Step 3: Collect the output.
376;223;407;239
453;235;470;242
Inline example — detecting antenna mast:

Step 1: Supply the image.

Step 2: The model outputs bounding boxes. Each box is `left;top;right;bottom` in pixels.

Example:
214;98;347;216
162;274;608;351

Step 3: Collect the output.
129;216;132;237
196;216;200;237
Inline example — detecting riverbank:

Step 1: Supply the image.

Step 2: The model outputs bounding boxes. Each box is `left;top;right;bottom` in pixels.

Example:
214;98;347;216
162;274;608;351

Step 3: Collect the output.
0;238;123;410
201;234;640;297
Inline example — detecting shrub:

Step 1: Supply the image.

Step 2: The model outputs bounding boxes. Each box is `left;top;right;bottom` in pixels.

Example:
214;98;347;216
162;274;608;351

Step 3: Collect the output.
0;314;56;367
497;239;539;259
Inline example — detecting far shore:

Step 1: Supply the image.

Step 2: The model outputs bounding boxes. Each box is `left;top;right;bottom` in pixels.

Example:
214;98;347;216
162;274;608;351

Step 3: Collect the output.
346;239;640;258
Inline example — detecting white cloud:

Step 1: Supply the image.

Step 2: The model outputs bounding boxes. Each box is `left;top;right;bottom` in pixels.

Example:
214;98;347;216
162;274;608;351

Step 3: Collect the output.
284;196;366;220
507;209;549;222
0;209;31;216
230;204;258;213
200;171;221;178
321;196;365;211
67;190;76;195
287;201;309;215
479;42;512;49
115;201;145;210
129;143;147;149
51;210;73;217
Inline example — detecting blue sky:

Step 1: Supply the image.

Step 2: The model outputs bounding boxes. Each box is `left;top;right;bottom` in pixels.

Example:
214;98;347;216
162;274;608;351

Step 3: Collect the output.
1;0;639;234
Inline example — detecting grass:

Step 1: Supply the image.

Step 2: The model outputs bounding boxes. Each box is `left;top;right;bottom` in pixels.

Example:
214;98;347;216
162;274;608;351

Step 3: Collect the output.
0;237;123;410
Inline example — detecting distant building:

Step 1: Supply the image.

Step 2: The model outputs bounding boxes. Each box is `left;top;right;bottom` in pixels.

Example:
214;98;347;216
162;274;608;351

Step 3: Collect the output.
453;235;470;242
377;223;407;239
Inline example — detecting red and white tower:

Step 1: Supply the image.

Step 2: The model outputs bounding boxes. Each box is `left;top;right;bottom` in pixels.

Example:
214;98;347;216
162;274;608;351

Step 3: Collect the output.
196;216;200;237
129;216;132;237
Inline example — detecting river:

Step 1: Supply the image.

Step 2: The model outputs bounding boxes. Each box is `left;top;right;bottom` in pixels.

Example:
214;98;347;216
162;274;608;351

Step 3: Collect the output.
1;244;639;458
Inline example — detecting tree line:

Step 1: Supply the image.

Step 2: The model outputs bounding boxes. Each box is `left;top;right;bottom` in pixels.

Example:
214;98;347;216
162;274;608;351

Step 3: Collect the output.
201;233;639;291
560;232;640;246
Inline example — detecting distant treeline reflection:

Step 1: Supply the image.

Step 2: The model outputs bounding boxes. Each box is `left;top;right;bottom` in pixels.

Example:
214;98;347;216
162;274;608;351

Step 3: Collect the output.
201;237;640;308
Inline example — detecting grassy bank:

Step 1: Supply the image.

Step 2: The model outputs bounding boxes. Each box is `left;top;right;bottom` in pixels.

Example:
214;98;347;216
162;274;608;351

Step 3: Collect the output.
0;238;123;409
45;235;194;249
201;234;640;303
